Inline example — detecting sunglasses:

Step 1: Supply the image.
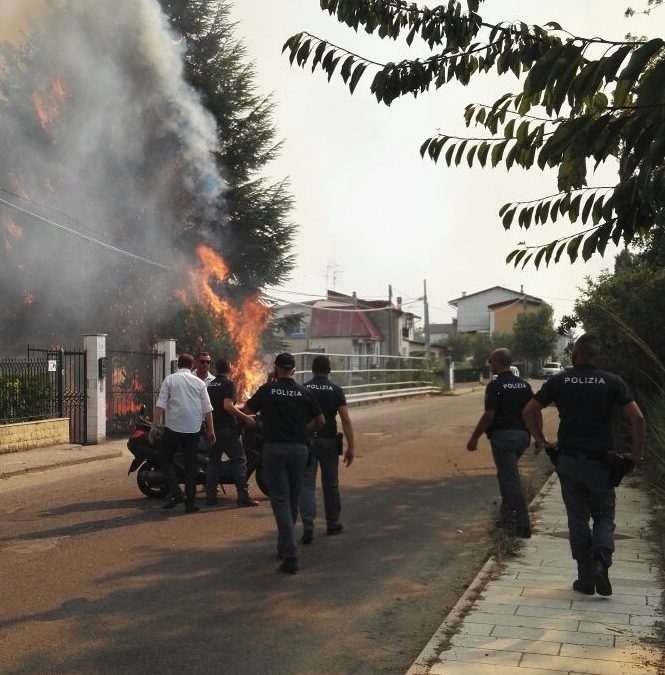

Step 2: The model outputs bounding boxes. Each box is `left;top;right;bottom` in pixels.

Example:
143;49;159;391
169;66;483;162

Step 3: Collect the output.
200;360;211;364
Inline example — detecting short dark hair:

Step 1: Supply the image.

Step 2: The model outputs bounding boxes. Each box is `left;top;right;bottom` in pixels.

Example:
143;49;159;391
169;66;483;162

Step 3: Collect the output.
311;355;331;374
574;333;600;362
196;351;210;359
491;348;512;367
178;353;195;369
216;358;231;375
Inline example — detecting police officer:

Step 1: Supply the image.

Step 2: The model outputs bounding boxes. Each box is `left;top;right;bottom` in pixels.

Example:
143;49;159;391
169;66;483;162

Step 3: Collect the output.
206;358;259;508
244;353;324;574
523;334;646;596
299;355;355;545
467;348;533;538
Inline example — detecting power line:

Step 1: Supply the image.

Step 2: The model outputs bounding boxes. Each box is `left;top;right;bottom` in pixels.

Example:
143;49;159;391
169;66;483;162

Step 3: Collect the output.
0;196;169;269
262;293;422;313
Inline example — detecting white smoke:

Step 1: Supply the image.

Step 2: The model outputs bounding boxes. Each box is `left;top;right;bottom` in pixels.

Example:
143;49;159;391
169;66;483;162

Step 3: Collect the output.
0;0;227;347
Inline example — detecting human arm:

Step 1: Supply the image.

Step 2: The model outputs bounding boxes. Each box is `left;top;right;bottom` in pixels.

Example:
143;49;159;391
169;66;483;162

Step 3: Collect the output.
338;405;355;466
223;397;256;427
204;411;216;444
148;405;165;444
622;401;646;464
466;410;494;451
307;414;325;433
522;398;555;453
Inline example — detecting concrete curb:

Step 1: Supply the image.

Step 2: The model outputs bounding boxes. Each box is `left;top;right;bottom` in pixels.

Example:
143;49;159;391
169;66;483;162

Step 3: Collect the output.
405;470;559;675
0;449;124;479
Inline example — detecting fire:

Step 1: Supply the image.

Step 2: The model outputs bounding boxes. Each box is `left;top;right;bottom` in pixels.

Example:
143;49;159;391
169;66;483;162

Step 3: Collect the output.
23;293;35;305
42;178;57;196
8;175;29;199
107;367;145;419
173;288;188;304
189;243;270;397
32;73;68;132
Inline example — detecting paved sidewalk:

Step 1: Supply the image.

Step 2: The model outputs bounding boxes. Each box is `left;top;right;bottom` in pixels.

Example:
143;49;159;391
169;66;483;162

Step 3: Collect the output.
0;439;125;478
407;474;664;675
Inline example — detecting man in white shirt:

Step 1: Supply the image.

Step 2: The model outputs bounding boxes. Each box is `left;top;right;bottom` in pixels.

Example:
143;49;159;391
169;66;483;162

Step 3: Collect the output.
150;353;215;513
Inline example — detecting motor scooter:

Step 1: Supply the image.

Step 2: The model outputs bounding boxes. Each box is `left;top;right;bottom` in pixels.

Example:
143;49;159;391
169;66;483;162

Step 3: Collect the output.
126;407;268;499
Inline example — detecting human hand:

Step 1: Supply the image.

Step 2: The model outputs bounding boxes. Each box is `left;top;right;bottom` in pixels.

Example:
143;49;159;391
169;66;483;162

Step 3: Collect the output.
466;438;478;452
343;448;354;466
206;428;216;446
148;426;158;445
244;415;256;428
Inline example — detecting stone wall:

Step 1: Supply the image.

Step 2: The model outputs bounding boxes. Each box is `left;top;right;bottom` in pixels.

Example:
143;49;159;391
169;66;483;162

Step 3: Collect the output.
0;419;70;454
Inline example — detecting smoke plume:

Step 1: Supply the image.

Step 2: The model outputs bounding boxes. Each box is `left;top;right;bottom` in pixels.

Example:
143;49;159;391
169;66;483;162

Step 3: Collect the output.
0;0;227;350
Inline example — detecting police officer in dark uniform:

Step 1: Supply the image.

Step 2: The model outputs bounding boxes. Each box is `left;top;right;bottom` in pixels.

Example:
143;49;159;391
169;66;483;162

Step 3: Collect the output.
244;353;324;574
206;358;259;508
523;334;646;596
299;355;355;545
467;348;534;538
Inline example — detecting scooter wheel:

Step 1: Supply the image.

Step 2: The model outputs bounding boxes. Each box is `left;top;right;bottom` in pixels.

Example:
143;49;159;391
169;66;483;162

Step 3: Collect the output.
254;465;270;497
137;461;169;499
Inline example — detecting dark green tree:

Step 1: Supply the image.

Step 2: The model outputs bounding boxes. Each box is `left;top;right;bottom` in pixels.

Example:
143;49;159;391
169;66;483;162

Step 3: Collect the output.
511;305;557;372
283;1;665;267
159;0;296;293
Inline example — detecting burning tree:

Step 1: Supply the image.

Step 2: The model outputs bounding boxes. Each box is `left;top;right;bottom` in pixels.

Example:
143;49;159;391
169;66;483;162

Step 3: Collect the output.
0;0;294;394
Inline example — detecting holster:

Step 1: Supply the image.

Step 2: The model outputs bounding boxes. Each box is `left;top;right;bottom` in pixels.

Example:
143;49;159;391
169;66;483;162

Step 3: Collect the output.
603;452;635;487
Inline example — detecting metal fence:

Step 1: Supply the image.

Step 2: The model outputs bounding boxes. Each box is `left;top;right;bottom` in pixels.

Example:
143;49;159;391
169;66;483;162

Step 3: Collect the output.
0;358;52;424
292;352;439;403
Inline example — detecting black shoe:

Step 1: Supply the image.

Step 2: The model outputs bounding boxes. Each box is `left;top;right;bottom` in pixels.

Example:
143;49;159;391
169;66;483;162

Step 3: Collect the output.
279;557;298;574
162;494;184;509
301;529;313;545
237;496;260;507
573;579;595;595
185;502;200;514
592;558;612;596
276;548;285;560
326;523;343;536
515;526;532;539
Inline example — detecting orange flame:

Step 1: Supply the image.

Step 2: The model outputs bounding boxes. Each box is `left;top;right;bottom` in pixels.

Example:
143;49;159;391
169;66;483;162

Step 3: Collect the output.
32;73;68;132
23;293;35;305
107;367;145;418
189;244;270;398
8;175;29;200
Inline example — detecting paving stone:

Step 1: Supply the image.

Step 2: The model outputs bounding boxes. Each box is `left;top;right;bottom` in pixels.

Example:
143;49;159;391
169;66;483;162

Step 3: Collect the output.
515;605;631;625
449;633;561;655
464;611;579;631
521;651;658;674
490;625;614;647
435;646;521;666
561;641;661;663
428;662;567;675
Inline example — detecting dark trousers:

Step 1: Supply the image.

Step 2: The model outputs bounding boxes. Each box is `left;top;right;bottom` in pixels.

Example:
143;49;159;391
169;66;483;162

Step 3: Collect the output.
263;442;309;559
299;437;341;528
557;453;615;570
160;427;199;504
206;427;249;500
489;429;531;531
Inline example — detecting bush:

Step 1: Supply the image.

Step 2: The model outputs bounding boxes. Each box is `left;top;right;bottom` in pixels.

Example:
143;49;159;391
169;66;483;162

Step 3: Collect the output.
0;372;51;423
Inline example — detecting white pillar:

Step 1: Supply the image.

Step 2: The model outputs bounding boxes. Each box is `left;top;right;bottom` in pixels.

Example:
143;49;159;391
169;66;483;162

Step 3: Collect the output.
83;334;107;445
155;338;177;374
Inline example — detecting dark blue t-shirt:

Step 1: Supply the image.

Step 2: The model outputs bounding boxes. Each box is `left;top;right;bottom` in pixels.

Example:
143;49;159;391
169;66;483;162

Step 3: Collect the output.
246;377;321;444
534;365;634;455
304;376;347;439
207;376;237;430
484;372;533;435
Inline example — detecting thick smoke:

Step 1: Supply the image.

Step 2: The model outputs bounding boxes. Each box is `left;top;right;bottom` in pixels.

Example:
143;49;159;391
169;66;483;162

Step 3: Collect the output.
0;0;226;350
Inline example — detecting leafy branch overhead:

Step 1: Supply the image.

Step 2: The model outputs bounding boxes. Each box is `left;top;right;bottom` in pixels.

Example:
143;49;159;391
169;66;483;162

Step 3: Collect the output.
283;0;665;267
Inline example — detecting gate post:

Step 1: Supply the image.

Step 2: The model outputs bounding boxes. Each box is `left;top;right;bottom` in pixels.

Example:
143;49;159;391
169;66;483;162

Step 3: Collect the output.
83;334;107;445
154;338;176;413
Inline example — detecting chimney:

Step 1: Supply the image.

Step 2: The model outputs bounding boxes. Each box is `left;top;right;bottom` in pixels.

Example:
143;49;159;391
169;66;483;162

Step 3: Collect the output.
352;291;357;307
461;291;466;297
520;284;524;294
396;296;402;309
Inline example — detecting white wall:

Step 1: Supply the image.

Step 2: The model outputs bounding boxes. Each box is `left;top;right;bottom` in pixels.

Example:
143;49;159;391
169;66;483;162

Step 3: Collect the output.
454;289;521;333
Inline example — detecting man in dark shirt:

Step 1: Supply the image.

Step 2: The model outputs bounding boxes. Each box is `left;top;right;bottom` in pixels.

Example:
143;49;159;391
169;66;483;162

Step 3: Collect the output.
206;358;259;508
467;348;534;538
523;334;646;596
244;353;324;574
298;355;355;545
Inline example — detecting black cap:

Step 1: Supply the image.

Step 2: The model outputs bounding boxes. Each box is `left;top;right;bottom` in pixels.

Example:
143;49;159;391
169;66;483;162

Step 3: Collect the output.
274;352;296;370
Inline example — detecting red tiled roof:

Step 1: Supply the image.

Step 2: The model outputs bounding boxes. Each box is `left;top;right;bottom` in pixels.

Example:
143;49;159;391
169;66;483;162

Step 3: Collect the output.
309;307;382;339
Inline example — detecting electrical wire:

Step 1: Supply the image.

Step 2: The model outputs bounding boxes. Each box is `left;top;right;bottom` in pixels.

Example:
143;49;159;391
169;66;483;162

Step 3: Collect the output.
261;293;422;313
0;196;169;269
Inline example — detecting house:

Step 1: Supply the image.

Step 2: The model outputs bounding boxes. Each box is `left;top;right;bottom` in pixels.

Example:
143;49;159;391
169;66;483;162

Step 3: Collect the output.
448;286;544;335
273;290;418;357
429;322;456;344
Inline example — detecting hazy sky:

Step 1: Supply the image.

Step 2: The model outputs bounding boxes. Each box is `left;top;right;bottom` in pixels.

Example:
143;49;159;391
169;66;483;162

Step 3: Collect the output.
229;1;661;326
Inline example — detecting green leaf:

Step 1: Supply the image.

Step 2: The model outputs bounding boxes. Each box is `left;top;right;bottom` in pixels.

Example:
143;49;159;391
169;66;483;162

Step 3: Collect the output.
491;140;508;167
534;247;546;269
582;230;599;261
502;207;517;229
581;193;595;224
477;142;490;167
455;140;469;166
567;235;583;263
614;38;665;105
591;195;605;225
340;55;354;84
349;62;367;94
503;118;516;138
445;143;456;167
544;240;557;265
569;193;582;222
505;249;520;264
513;249;527;267
554;241;567;263
466;144;478;167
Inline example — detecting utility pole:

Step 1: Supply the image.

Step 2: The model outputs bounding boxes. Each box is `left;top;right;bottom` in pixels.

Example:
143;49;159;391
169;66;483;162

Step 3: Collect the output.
423;279;431;360
388;284;393;355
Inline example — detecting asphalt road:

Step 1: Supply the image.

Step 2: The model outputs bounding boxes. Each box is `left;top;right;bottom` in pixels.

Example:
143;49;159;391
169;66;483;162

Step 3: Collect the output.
0;389;555;675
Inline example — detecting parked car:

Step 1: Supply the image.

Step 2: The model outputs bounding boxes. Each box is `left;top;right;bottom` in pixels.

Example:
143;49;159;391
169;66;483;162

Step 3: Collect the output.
541;361;563;379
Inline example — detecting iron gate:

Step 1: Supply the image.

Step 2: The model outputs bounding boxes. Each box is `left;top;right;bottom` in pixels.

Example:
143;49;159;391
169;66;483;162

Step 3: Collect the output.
27;346;88;444
106;350;165;436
